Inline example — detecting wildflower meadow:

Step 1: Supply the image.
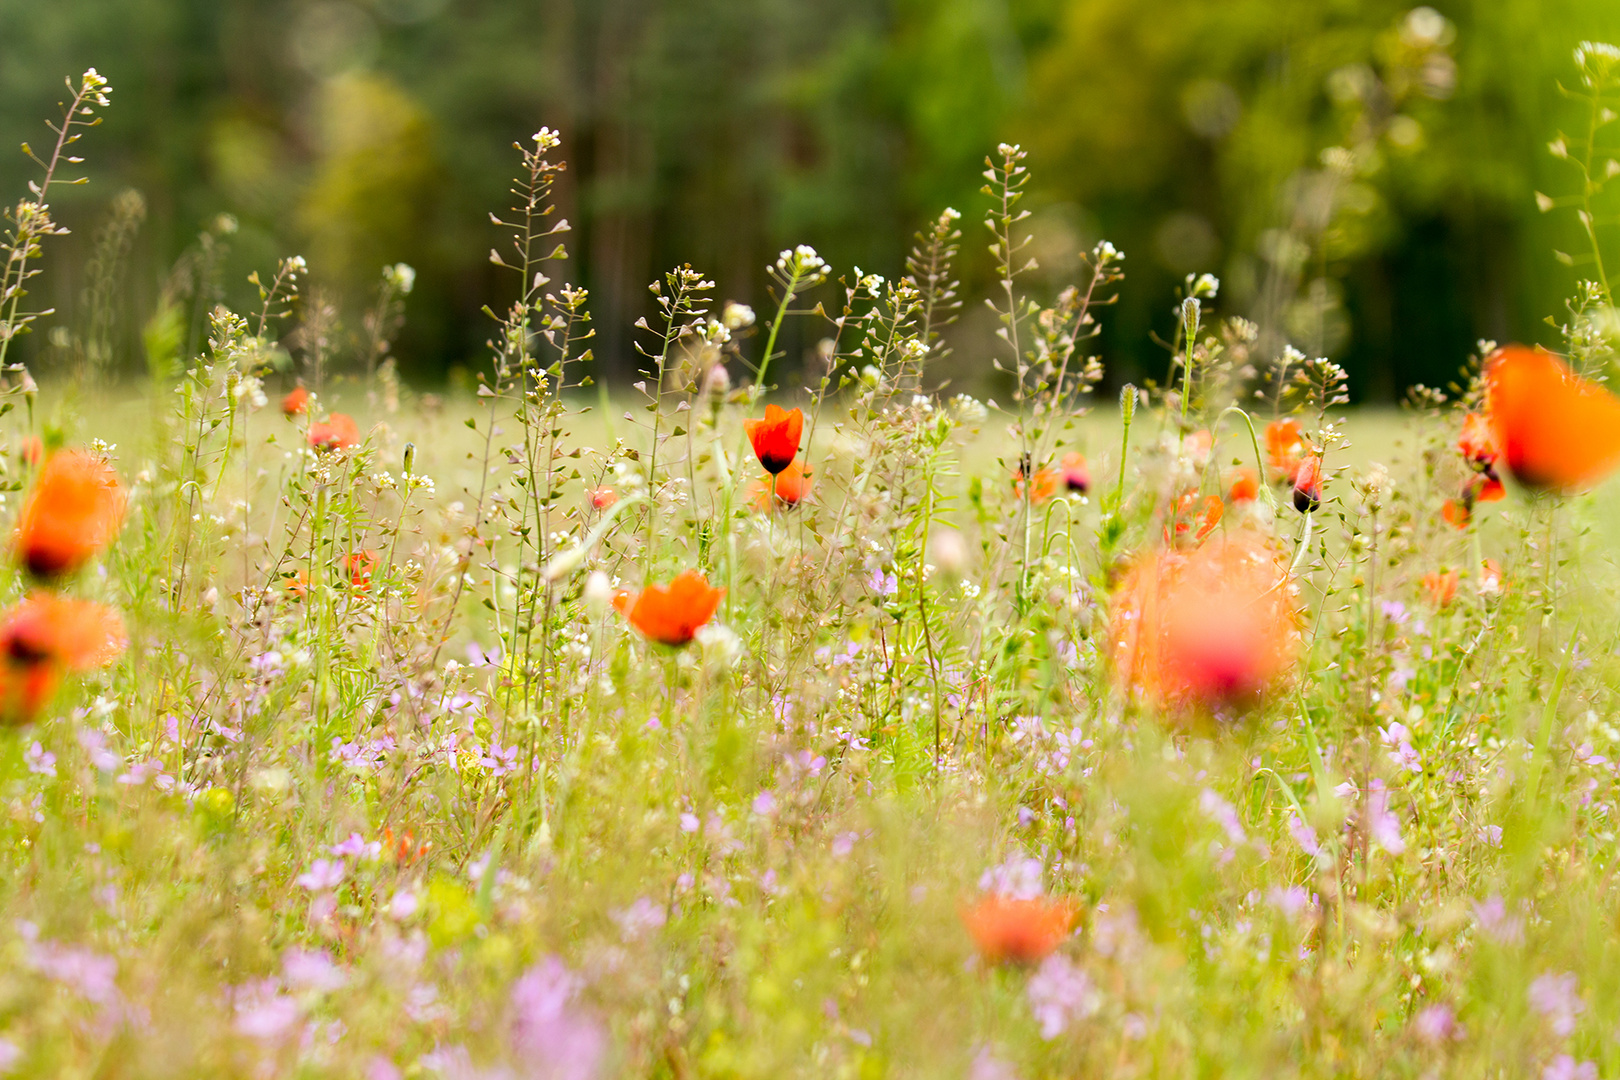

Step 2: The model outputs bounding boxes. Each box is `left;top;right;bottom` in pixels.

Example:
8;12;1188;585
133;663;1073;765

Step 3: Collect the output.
9;41;1620;1080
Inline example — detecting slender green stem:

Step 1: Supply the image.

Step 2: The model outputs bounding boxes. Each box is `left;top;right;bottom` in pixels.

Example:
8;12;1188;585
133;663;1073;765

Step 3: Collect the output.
756;267;802;389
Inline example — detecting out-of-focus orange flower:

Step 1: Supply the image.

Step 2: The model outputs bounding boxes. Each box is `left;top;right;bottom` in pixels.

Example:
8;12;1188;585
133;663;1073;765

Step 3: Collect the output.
744;405;804;475
1169;492;1223;545
751;459;812;510
15;450;126;579
1013;467;1059;505
283;386;310;417
18;437;43;467
1479;559;1506;597
308;413;360;452
613;569;725;646
1109;534;1301;712
959;895;1076;965
1443;473;1507;529
1292;456;1323;513
1422;571;1458;608
1058;452;1090;494
1485;345;1620;492
345;550;379;591
1457;411;1497;467
1266;418;1307;477
382;827;432;866
0;593;125;726
284;570;310;601
590;486;618;510
1227;468;1259;504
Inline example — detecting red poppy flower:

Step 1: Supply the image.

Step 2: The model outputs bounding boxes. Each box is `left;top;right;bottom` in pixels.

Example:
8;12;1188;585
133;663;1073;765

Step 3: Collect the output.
1110;534;1302;712
0;593;125;726
1456;411;1497;468
283;386;310;417
1013;467;1059;505
960;895;1076;965
308;413;361;452
1169;492;1223;545
1227;468;1259;504
1422;570;1458;608
345;550;379;591
1485;345;1620;492
381;827;432;866
18;437;43;467
14;450;126;579
744;405;804;475
590;486;618;510
1266;418;1306;477
1059;452;1090;494
1292;457;1323;513
613;569;725;646
751;459;812;510
1441;499;1471;529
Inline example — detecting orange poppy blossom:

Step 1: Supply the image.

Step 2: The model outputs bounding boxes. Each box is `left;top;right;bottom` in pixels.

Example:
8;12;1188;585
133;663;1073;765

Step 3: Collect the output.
1227;468;1260;504
1168;492;1223;546
589;486;618;510
14;449;126;579
1291;456;1323;513
751;459;812;510
1479;558;1506;597
17;437;43;467
959;895;1077;966
1422;570;1458;608
1484;344;1620;492
0;592;126;727
744;404;804;475
1109;533;1302;713
381;827;433;866
1265;418;1307;479
282;385;311;417
345;550;379;591
613;569;726;646
308;413;361;452
283;569;311;601
1441;473;1506;530
1013;465;1060;505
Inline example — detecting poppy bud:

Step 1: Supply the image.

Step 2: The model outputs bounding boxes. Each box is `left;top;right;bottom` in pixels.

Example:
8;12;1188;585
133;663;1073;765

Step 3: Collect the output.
1292;457;1322;513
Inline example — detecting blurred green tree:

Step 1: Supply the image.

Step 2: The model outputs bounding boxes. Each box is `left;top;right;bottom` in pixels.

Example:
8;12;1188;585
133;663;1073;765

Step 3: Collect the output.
0;0;1614;397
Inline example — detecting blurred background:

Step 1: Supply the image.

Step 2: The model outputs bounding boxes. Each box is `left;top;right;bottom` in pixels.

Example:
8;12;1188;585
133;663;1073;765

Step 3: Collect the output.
1;0;1618;400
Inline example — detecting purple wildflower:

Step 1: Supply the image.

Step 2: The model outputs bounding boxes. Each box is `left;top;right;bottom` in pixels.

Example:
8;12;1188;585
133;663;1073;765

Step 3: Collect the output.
1543;1056;1597;1080
1529;972;1585;1037
508;957;606;1080
295;858;346;892
1364;779;1406;855
24;742;55;778
1412;1003;1461;1044
1025;954;1098;1039
232;980;300;1040
1473;896;1525;945
978;855;1044;900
